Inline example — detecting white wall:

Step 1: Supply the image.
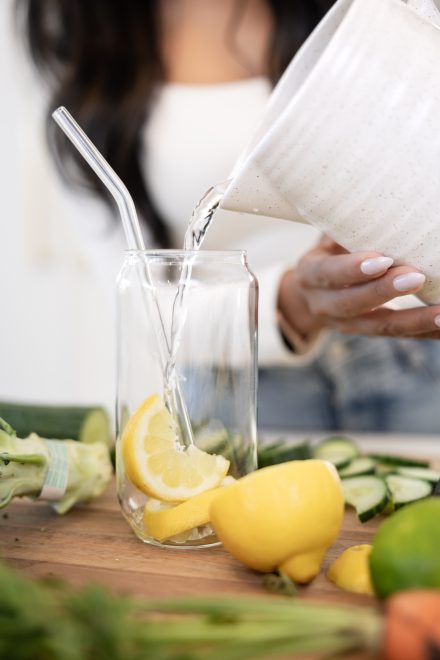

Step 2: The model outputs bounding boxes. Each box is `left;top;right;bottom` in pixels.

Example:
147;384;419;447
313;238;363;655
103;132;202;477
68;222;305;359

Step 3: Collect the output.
0;0;123;412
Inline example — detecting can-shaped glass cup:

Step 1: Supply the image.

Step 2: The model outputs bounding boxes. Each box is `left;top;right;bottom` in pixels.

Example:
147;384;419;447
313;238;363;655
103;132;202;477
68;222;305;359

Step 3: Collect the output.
116;250;258;548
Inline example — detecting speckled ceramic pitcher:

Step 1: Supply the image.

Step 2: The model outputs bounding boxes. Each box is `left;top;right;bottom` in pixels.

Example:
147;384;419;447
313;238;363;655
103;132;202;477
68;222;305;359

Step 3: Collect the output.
220;0;440;304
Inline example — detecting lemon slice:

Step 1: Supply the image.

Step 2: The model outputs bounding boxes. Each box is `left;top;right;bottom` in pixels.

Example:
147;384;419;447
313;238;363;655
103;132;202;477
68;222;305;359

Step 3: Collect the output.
122;394;230;501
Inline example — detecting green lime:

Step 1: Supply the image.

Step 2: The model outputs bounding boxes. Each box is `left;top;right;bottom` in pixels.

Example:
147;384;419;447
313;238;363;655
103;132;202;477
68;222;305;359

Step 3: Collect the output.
369;498;440;599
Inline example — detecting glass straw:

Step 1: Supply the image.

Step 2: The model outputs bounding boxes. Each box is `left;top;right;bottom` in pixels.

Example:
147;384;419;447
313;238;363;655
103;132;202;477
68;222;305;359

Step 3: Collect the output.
52;107;144;252
52;106;194;446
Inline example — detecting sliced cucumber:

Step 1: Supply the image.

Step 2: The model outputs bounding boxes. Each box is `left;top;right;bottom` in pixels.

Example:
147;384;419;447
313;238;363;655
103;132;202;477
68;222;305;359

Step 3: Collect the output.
385;475;432;509
369;453;429;468
395;466;440;485
342;475;390;522
195;425;229;455
339;457;376;478
77;408;112;446
314;437;360;469
375;462;395;477
258;440;313;468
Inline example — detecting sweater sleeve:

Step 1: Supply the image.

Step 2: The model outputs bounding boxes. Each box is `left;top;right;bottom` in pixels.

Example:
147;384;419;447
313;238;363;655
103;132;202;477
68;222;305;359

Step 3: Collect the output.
202;209;325;365
256;261;328;366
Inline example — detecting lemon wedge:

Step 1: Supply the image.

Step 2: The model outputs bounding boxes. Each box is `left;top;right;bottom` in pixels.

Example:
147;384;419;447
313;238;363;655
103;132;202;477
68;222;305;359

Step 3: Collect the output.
122;394;230;501
144;488;221;542
327;544;374;595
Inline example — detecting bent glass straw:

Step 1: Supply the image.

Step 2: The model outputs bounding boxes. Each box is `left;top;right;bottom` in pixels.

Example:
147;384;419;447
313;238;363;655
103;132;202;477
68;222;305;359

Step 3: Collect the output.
52;106;194;446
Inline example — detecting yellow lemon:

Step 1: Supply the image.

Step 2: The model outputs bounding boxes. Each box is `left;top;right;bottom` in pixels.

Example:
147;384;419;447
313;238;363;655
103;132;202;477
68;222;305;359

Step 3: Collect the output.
326;545;374;595
210;460;344;583
122;394;229;501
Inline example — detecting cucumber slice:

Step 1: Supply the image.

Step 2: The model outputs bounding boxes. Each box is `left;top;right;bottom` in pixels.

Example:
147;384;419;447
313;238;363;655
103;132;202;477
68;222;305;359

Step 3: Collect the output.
258;440;313;468
339;457;376;478
194;424;229;455
342;475;390;522
375;462;395;477
314;437;360;469
385;475;432;509
0;402;111;446
395;466;440;485
77;408;111;445
369;453;429;468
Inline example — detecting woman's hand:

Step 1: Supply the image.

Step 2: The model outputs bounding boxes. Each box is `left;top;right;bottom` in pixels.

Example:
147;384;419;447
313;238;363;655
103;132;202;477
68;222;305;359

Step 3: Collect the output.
278;236;440;342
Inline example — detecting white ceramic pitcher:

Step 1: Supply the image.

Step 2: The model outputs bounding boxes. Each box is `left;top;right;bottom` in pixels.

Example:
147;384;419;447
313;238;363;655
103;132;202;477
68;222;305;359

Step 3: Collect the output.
220;0;440;304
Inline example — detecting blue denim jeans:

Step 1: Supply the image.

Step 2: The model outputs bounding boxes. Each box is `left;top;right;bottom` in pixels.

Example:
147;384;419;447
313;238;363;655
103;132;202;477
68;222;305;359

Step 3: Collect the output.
258;333;440;434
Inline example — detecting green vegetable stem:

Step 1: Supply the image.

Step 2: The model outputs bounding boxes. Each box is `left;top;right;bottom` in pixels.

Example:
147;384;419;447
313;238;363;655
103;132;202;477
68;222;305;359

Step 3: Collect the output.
0;560;382;660
0;420;112;513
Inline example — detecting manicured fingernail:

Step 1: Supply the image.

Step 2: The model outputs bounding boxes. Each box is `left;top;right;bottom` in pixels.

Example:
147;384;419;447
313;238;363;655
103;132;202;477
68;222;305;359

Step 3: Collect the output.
360;256;394;275
434;315;440;328
393;272;426;292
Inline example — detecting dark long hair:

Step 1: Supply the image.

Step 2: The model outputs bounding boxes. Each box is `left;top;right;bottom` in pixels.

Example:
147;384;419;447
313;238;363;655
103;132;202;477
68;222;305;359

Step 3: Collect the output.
15;0;332;246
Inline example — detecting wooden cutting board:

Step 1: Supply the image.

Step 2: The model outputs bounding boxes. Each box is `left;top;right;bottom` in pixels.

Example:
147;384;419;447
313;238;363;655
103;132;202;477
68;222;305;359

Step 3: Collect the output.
1;469;433;607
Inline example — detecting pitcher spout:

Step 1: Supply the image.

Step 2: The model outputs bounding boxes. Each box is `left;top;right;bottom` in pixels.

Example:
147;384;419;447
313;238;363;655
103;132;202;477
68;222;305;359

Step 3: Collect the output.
219;159;306;224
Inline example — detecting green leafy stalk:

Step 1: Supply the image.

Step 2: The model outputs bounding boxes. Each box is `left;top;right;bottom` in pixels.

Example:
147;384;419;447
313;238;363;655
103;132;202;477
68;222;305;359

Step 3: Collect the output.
186;634;362;660
0;561;383;660
139;596;379;629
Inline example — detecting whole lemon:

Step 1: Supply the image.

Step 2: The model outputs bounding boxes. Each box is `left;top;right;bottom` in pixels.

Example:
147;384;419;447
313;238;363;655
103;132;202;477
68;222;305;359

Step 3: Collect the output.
210;459;344;583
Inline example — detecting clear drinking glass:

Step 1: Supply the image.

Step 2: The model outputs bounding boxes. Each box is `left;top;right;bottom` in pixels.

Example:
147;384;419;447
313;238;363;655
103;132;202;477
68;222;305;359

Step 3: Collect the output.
116;250;258;548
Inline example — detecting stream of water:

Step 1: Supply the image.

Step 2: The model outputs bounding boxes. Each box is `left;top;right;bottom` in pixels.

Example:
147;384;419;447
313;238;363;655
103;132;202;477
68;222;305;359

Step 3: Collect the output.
162;180;231;446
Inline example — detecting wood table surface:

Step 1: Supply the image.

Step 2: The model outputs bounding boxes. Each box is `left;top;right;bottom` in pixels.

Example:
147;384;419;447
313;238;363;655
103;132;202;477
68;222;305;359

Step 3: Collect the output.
1;434;439;606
